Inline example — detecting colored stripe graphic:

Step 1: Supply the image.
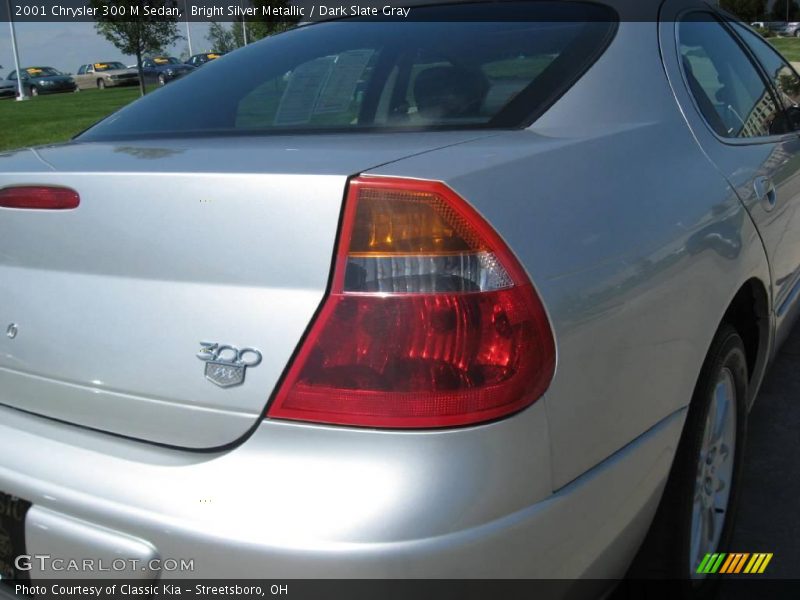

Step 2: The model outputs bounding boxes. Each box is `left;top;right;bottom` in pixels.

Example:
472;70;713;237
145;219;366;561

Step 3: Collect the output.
758;554;773;573
744;554;760;573
720;554;736;574
697;553;712;574
697;552;772;574
697;553;726;574
733;553;750;573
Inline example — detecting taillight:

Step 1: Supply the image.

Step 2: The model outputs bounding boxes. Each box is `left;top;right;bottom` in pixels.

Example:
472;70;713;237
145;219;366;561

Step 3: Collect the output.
268;176;555;428
0;186;80;210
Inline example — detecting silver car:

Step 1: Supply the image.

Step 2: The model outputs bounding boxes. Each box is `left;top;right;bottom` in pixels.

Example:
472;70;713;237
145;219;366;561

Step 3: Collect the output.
74;62;140;90
0;0;797;595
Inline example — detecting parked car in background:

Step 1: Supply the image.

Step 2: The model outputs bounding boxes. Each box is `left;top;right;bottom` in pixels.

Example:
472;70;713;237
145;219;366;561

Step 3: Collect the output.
140;56;194;86
6;67;77;96
75;62;139;90
186;52;225;68
1;2;799;595
0;79;16;99
769;21;800;36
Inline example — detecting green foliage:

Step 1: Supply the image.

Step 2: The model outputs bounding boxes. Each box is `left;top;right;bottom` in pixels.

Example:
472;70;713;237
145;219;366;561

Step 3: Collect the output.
207;0;299;50
92;0;181;95
755;26;775;37
769;0;800;20
720;0;766;22
206;21;238;53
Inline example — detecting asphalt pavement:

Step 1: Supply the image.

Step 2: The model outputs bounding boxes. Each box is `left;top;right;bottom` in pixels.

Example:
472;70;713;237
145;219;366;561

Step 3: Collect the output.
718;322;800;594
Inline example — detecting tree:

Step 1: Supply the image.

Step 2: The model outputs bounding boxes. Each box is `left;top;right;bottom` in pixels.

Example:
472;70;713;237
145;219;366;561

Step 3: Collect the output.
205;1;299;56
92;0;182;95
720;0;766;22
226;0;300;48
206;21;238;53
178;43;190;62
768;0;800;20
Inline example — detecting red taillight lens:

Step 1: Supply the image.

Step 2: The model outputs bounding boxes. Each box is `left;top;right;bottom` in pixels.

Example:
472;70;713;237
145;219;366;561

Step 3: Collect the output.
268;177;555;428
0;186;80;210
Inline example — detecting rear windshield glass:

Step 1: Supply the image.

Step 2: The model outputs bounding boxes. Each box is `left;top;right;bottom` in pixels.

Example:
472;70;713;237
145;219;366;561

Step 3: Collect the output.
79;1;616;141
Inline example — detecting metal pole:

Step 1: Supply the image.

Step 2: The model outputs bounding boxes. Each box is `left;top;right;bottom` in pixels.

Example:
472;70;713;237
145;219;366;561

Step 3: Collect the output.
241;0;248;45
6;0;26;101
184;0;193;56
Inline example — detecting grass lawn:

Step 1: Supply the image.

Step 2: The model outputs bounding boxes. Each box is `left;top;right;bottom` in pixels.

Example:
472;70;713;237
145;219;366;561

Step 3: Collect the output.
769;37;800;62
0;87;146;152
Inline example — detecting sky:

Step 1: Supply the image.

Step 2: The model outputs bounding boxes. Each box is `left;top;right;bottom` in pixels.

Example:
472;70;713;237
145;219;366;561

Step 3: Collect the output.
0;21;213;76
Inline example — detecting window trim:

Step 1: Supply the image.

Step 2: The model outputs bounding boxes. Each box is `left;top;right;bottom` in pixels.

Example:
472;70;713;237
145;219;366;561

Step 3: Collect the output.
675;9;799;147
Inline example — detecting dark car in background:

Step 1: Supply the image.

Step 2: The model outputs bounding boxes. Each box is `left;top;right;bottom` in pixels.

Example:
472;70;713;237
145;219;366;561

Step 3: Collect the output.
6;67;77;96
141;57;194;86
0;79;16;99
186;52;225;68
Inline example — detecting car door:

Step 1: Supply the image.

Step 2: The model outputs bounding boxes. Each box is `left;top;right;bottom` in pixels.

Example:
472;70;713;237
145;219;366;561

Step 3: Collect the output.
661;2;800;349
8;71;30;95
141;59;156;84
85;64;98;88
75;65;90;89
730;22;800;343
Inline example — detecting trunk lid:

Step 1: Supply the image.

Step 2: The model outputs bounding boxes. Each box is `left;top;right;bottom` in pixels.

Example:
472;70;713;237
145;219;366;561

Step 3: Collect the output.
0;132;492;447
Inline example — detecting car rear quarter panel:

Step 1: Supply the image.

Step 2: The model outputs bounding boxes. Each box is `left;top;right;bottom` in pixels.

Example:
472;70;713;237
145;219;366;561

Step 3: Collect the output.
368;22;771;488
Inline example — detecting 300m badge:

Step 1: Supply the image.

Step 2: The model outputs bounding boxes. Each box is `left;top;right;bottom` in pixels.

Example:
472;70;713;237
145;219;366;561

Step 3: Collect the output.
196;342;263;388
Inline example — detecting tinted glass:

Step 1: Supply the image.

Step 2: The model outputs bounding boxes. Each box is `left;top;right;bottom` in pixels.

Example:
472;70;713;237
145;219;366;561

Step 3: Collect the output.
679;14;784;138
79;1;616;141
733;24;800;115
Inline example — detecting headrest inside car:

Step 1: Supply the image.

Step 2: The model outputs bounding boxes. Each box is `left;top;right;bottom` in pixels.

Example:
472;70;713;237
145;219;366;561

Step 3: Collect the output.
414;65;489;120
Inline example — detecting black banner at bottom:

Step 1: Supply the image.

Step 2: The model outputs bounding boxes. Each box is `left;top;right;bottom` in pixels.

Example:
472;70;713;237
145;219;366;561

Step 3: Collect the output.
2;579;799;600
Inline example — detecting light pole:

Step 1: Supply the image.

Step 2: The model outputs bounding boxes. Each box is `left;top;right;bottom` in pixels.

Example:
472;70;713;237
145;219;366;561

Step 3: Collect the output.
184;0;193;56
241;0;248;45
6;0;26;101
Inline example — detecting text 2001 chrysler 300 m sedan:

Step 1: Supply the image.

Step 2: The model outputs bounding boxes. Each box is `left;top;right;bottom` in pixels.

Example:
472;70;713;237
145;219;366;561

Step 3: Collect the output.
0;1;798;596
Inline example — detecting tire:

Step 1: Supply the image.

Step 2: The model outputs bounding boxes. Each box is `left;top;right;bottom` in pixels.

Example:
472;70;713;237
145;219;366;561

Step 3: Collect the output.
97;79;105;90
30;86;38;97
795;29;800;37
628;323;748;597
158;74;166;86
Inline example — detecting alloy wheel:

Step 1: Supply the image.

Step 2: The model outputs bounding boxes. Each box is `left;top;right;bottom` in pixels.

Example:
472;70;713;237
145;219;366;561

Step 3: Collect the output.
689;367;737;578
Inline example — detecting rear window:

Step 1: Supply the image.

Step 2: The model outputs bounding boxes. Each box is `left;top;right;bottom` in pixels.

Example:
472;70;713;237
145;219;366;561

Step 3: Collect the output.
79;1;616;141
